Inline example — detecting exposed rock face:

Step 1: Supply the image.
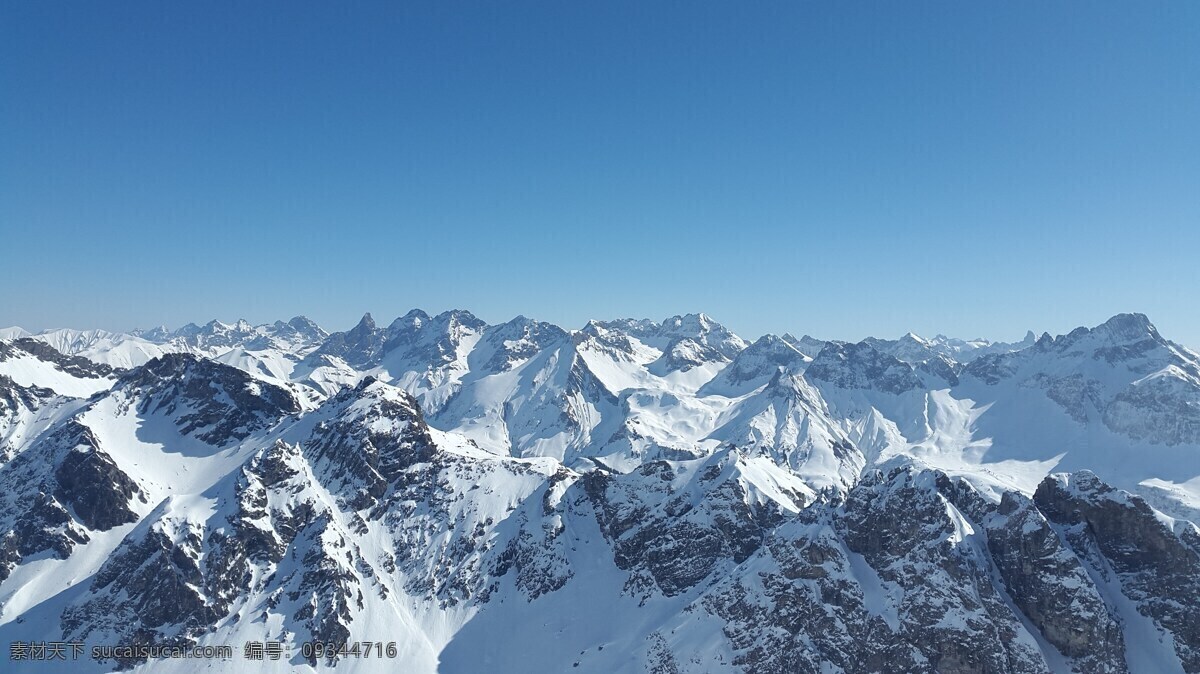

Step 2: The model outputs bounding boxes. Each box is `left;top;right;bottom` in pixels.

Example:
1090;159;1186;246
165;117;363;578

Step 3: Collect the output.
49;379;560;667
491;467;577;600
960;312;1200;446
916;353;961;386
308;310;489;378
0;374;58;462
54;432;141;531
700;469;1047;674
593;313;748;373
0;375;55;417
382;309;487;369
5;402;1200;674
805;341;923;394
473;316;571;373
1026;373;1104;424
584;451;798;599
783;333;827;359
941;478;1127;673
265;315;330;349
1103;371;1200;445
1034;471;1200;673
699;334;811;396
59;439;372;669
0;421;141;582
687;467;1200;674
1;338;119;379
60;514;214;659
115;353;300;444
962;351;1021;385
309;313;386;369
2;311;1200;674
301;377;437;510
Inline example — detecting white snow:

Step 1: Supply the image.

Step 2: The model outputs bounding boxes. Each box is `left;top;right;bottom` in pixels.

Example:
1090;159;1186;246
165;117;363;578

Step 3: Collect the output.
0;354;113;398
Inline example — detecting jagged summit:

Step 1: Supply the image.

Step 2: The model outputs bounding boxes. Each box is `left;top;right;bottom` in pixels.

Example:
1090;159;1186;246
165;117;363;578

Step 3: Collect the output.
1081;311;1160;344
114;353;300;444
806;339;922;394
0;311;1198;673
698;333;811;397
280;315;327;339
310;312;385;367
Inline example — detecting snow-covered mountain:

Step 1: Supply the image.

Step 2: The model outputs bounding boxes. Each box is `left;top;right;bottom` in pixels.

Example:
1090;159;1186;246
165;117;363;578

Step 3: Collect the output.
0;311;1197;673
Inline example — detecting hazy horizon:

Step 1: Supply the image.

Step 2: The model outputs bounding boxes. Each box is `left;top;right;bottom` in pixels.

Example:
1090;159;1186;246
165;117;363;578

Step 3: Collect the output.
0;308;1185;351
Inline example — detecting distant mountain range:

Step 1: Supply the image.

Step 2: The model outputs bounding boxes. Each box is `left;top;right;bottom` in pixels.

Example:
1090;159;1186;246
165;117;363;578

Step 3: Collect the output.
0;311;1196;673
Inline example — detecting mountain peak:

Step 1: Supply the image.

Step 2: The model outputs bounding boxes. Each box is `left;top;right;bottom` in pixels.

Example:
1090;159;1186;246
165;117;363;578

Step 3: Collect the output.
285;315;327;339
806;340;922;394
664;312;717;333
1057;313;1160;349
114;353;300;443
401;308;432;322
1095;312;1157;343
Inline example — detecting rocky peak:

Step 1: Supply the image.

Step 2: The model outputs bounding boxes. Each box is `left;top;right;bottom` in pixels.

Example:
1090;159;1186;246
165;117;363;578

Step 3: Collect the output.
381;309;487;368
1052;313;1163;354
350;312;377;335
576;320;643;358
700;334;810;397
266;315;329;346
131;325;171;341
475;316;570;372
170;322;203;339
388;308;432;332
805;340;922;394
166;318;260;350
916;353;960;386
1094;312;1159;343
116;354;300;444
308;312;386;368
286;314;326;337
0;419;142;583
583;451;796;598
862;332;940;364
301;377;436;510
592;313;747;365
664;312;713;334
443;308;486;332
781;333;826;358
659;312;747;359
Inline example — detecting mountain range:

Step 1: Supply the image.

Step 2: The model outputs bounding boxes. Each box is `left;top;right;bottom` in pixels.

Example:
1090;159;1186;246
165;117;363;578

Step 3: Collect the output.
0;310;1197;673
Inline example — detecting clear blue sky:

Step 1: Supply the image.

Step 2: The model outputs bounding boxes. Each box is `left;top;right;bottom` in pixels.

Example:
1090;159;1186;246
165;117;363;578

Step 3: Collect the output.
2;1;1198;345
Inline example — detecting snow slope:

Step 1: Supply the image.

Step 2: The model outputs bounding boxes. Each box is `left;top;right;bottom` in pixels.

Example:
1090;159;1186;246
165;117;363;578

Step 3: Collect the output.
0;311;1197;673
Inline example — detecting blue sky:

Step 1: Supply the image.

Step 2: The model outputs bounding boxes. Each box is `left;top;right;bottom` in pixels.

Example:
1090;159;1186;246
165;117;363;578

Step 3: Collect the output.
2;1;1198;344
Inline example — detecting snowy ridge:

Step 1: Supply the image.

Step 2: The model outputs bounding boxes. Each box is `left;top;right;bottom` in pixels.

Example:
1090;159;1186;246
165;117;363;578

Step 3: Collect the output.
0;311;1197;672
